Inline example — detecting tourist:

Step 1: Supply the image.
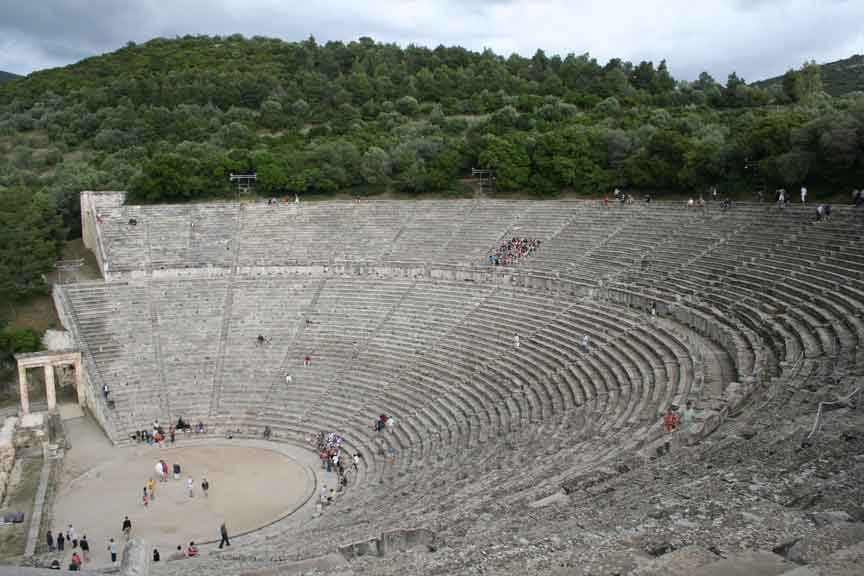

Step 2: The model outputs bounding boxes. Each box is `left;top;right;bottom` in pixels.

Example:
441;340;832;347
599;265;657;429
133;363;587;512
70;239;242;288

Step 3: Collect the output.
386;415;396;434
514;333;520;349
263;425;272;440
663;406;679;433
256;334;266;347
374;415;387;433
196;421;205;434
304;354;312;367
102;384;109;400
186;542;199;557
153;548;160;562
687;198;694;208
219;522;231;549
46;529;54;551
71;552;82;569
201;477;210;498
122;516;132;538
680;401;695;429
320;484;328;504
801;186;807;204
108;538;118;563
352;453;360;472
57;531;65;552
155;460;166;482
187;476;195;498
79;535;89;562
580;334;589;354
143;488;149;508
285;374;293;384
169;425;175;444
169;546;185;561
67;524;77;548
148;477;156;498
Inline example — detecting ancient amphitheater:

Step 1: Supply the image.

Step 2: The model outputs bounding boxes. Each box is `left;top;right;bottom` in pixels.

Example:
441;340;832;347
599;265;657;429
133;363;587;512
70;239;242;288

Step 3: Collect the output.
17;192;864;575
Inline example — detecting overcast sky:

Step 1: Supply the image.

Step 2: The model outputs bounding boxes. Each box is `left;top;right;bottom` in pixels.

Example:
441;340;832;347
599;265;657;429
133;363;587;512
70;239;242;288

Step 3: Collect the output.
1;0;862;82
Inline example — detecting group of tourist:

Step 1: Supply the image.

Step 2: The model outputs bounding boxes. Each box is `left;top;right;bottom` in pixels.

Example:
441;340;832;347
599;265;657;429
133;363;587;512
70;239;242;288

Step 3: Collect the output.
130;417;204;445
315;431;359;499
45;525;90;570
663;401;695;433
488;237;541;267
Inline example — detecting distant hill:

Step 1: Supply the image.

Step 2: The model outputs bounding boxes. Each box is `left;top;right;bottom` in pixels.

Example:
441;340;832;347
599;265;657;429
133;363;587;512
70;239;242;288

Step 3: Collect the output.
0;70;21;85
753;54;864;96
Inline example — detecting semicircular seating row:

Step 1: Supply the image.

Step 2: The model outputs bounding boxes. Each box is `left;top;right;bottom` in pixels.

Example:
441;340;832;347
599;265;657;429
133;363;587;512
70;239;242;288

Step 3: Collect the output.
67;199;864;560
78;199;864;457
58;272;705;561
58;275;697;458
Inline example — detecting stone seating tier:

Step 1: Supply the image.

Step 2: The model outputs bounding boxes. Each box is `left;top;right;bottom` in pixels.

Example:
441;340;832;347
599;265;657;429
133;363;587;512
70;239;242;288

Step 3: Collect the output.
63;195;863;571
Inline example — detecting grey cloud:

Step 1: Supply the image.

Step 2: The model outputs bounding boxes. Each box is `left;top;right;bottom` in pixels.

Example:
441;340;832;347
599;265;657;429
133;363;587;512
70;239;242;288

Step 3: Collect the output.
0;0;861;82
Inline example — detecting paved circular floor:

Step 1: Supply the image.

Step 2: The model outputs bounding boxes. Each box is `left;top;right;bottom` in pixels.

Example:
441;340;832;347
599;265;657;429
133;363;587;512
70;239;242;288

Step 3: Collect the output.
51;442;314;567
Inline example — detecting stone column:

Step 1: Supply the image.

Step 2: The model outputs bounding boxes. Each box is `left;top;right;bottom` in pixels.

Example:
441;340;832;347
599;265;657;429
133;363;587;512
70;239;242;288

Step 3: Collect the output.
18;363;29;415
74;355;85;407
44;364;56;414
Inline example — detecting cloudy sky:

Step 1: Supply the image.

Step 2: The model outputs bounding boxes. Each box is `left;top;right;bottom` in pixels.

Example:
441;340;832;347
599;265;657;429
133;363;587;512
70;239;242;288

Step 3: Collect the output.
1;0;862;82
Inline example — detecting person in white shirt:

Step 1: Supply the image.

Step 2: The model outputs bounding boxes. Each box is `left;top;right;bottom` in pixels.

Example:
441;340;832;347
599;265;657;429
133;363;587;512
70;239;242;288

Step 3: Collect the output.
800;186;807;204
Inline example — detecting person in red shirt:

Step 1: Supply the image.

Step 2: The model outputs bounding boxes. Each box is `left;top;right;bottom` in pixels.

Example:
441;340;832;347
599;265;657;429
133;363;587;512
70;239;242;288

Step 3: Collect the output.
663;406;679;433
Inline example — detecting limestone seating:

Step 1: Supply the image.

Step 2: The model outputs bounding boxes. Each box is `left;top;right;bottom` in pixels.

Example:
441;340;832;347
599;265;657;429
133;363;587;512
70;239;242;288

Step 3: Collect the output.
58;198;864;571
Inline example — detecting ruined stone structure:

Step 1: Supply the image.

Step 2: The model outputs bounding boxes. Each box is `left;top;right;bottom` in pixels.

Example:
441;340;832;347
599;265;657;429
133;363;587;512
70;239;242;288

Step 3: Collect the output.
14;351;83;416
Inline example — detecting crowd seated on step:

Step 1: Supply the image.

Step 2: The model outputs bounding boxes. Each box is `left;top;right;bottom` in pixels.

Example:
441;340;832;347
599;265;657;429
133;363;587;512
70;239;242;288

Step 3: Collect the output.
488;237;541;266
130;417;204;444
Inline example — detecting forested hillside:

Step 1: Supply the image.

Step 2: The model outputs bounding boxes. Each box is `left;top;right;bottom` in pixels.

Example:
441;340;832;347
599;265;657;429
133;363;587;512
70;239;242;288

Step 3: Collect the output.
1;34;863;308
0;71;20;85
754;54;864;97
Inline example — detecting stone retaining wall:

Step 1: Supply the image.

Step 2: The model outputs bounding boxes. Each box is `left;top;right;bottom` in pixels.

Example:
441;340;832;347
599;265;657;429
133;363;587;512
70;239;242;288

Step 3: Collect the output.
0;417;16;505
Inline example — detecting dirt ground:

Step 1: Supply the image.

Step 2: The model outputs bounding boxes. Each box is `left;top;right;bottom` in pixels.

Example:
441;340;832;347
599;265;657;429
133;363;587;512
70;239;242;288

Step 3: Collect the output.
49;417;314;569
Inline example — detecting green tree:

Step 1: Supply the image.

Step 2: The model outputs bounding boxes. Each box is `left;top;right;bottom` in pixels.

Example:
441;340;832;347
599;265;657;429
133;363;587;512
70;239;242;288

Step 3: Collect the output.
361;147;392;187
0;187;64;303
